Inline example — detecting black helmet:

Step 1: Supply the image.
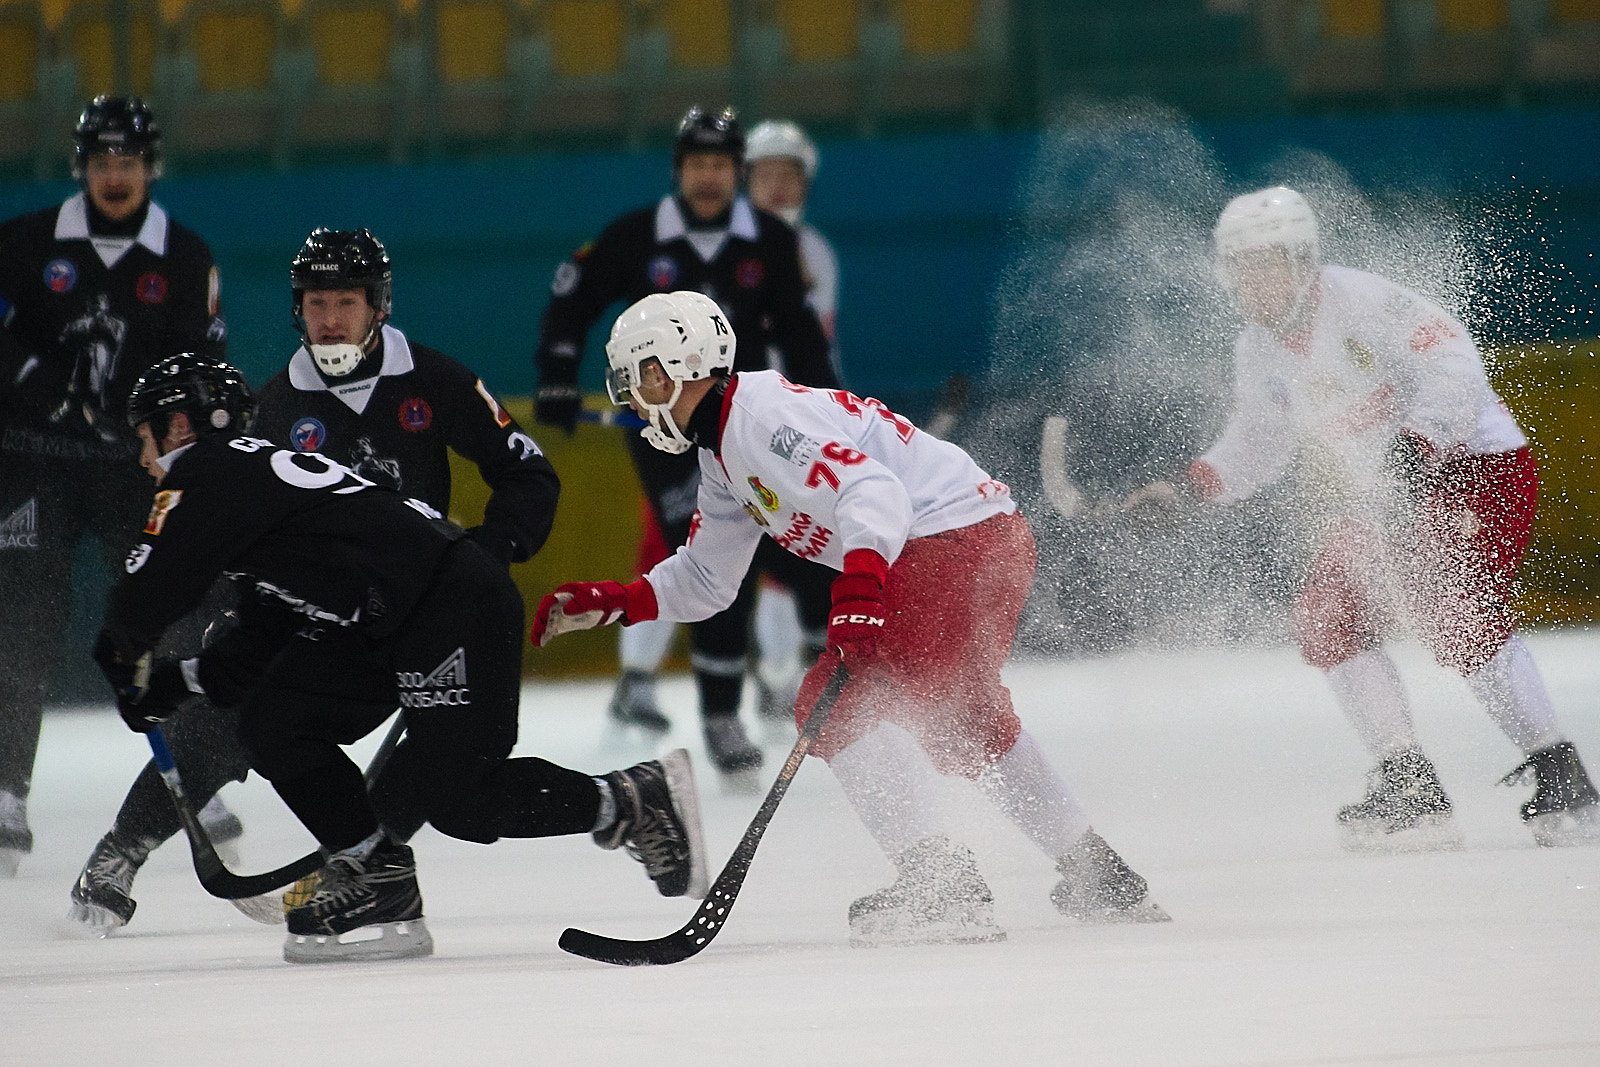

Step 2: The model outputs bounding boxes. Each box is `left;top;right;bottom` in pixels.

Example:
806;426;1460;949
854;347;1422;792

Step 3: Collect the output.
127;352;256;435
673;105;743;170
290;227;393;322
73;96;162;180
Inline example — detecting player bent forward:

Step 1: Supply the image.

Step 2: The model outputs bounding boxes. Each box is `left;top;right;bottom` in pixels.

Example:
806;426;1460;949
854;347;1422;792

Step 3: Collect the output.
94;353;708;962
534;291;1167;946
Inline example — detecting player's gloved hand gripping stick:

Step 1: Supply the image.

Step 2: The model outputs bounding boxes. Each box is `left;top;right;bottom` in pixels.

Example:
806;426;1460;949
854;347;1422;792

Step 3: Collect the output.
558;660;851;966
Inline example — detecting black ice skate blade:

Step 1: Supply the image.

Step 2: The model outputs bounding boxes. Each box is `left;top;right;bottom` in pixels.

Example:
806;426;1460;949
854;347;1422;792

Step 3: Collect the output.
283;917;434;964
1529;807;1600;848
1339;814;1464;854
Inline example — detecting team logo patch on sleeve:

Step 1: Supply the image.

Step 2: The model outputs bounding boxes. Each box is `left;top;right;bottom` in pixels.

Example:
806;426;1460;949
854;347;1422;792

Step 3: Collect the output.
43;259;77;293
648;255;679;288
399;397;433;432
290;417;326;451
747;476;780;512
143;490;183;535
475;380;513;427
136;272;168;304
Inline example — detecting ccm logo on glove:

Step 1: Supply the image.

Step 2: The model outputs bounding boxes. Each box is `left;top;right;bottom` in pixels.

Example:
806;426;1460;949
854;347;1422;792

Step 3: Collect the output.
827;548;889;669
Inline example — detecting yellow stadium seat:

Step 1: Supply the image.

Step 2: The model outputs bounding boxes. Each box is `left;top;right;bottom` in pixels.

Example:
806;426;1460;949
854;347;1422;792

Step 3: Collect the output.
897;0;975;58
192;10;275;91
310;0;395;86
438;0;509;82
0;16;38;101
545;0;624;76
1437;0;1507;33
782;0;858;62
662;0;730;69
66;7;158;97
1321;0;1384;39
1551;0;1600;23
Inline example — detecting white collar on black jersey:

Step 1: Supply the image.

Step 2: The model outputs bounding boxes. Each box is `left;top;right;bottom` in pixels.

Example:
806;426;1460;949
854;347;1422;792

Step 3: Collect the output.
655;195;758;263
55;192;170;269
155;440;195;474
287;324;414;415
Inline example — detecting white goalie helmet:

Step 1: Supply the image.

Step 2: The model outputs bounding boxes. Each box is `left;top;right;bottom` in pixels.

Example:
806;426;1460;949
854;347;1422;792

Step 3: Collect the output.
605;290;736;454
745;120;819;181
1213;185;1320;288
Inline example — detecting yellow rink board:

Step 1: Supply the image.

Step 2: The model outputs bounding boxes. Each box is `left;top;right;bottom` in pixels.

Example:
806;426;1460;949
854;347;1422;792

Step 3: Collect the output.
457;347;1600;677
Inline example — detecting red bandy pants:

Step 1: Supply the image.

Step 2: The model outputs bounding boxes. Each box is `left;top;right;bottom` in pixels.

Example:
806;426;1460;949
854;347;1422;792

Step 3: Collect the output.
796;510;1035;777
1293;447;1538;676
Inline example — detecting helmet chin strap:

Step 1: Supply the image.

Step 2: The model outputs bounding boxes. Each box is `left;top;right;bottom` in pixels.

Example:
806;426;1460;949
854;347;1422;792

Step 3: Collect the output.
308;316;383;377
640;380;694;454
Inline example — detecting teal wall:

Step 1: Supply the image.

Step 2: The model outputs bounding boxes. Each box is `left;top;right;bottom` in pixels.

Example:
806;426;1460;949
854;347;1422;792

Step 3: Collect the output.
3;107;1595;425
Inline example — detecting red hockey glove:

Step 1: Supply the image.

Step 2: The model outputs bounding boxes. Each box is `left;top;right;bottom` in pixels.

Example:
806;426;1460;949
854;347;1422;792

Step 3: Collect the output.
532;578;658;647
827;549;889;670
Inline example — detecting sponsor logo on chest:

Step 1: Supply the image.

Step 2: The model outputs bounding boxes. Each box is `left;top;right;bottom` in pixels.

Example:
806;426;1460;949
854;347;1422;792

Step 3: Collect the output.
0;498;39;550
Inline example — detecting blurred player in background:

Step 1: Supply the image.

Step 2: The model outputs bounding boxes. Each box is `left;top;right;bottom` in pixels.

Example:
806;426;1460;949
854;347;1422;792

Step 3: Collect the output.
0;97;228;876
1124;186;1599;849
534;291;1166;946
69;228;563;931
531;105;837;777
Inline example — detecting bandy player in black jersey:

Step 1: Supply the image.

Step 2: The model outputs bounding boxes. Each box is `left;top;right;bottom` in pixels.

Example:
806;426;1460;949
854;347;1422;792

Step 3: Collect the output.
68;229;573;932
0;97;227;876
532;104;838;776
92;352;708;962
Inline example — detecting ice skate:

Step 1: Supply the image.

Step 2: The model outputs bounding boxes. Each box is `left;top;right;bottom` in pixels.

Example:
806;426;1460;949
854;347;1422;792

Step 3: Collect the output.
754;671;800;741
283;839;433;963
1051;830;1171;923
594;748;708;898
607;669;672;734
0;789;31;878
66;830;152;934
198;794;244;866
848;836;1006;948
703;712;764;783
1500;741;1600;847
1337;748;1463;853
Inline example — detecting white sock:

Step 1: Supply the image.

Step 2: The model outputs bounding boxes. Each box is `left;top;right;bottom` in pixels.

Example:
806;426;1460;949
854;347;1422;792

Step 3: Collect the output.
1326;649;1418;758
754;583;802;687
1466;635;1563;754
977;730;1092;859
620;617;676;674
829;723;943;858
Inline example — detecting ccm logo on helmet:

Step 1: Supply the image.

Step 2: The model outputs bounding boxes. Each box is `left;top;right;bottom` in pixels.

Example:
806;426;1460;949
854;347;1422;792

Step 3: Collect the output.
831;613;884;627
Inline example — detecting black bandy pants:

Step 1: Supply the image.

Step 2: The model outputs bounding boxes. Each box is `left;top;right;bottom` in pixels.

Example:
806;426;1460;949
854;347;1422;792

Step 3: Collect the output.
627;434;833;714
236;540;599;853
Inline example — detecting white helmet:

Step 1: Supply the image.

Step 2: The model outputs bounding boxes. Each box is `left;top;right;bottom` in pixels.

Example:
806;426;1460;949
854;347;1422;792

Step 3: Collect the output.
605;291;735;454
745;120;819;181
1213;185;1320;288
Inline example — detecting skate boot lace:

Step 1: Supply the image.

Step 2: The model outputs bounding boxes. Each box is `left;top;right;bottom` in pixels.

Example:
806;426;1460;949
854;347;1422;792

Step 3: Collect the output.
305;858;369;912
84;842;140;895
623;807;683;877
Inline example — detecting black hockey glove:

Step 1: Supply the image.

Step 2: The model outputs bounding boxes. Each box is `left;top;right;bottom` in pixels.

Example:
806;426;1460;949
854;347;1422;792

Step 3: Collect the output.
535;382;581;436
115;659;197;734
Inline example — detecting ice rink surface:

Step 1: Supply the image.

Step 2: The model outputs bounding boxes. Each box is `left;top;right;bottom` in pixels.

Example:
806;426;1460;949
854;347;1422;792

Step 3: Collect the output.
5;630;1600;1066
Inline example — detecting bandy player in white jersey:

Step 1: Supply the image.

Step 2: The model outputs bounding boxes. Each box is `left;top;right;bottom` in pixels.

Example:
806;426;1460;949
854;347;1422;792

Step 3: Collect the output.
533;290;1167;946
1125;186;1598;849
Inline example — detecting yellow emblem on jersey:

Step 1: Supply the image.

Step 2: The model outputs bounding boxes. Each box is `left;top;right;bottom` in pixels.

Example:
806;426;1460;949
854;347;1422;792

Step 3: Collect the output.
748;476;779;512
143;490;183;535
1343;338;1376;373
